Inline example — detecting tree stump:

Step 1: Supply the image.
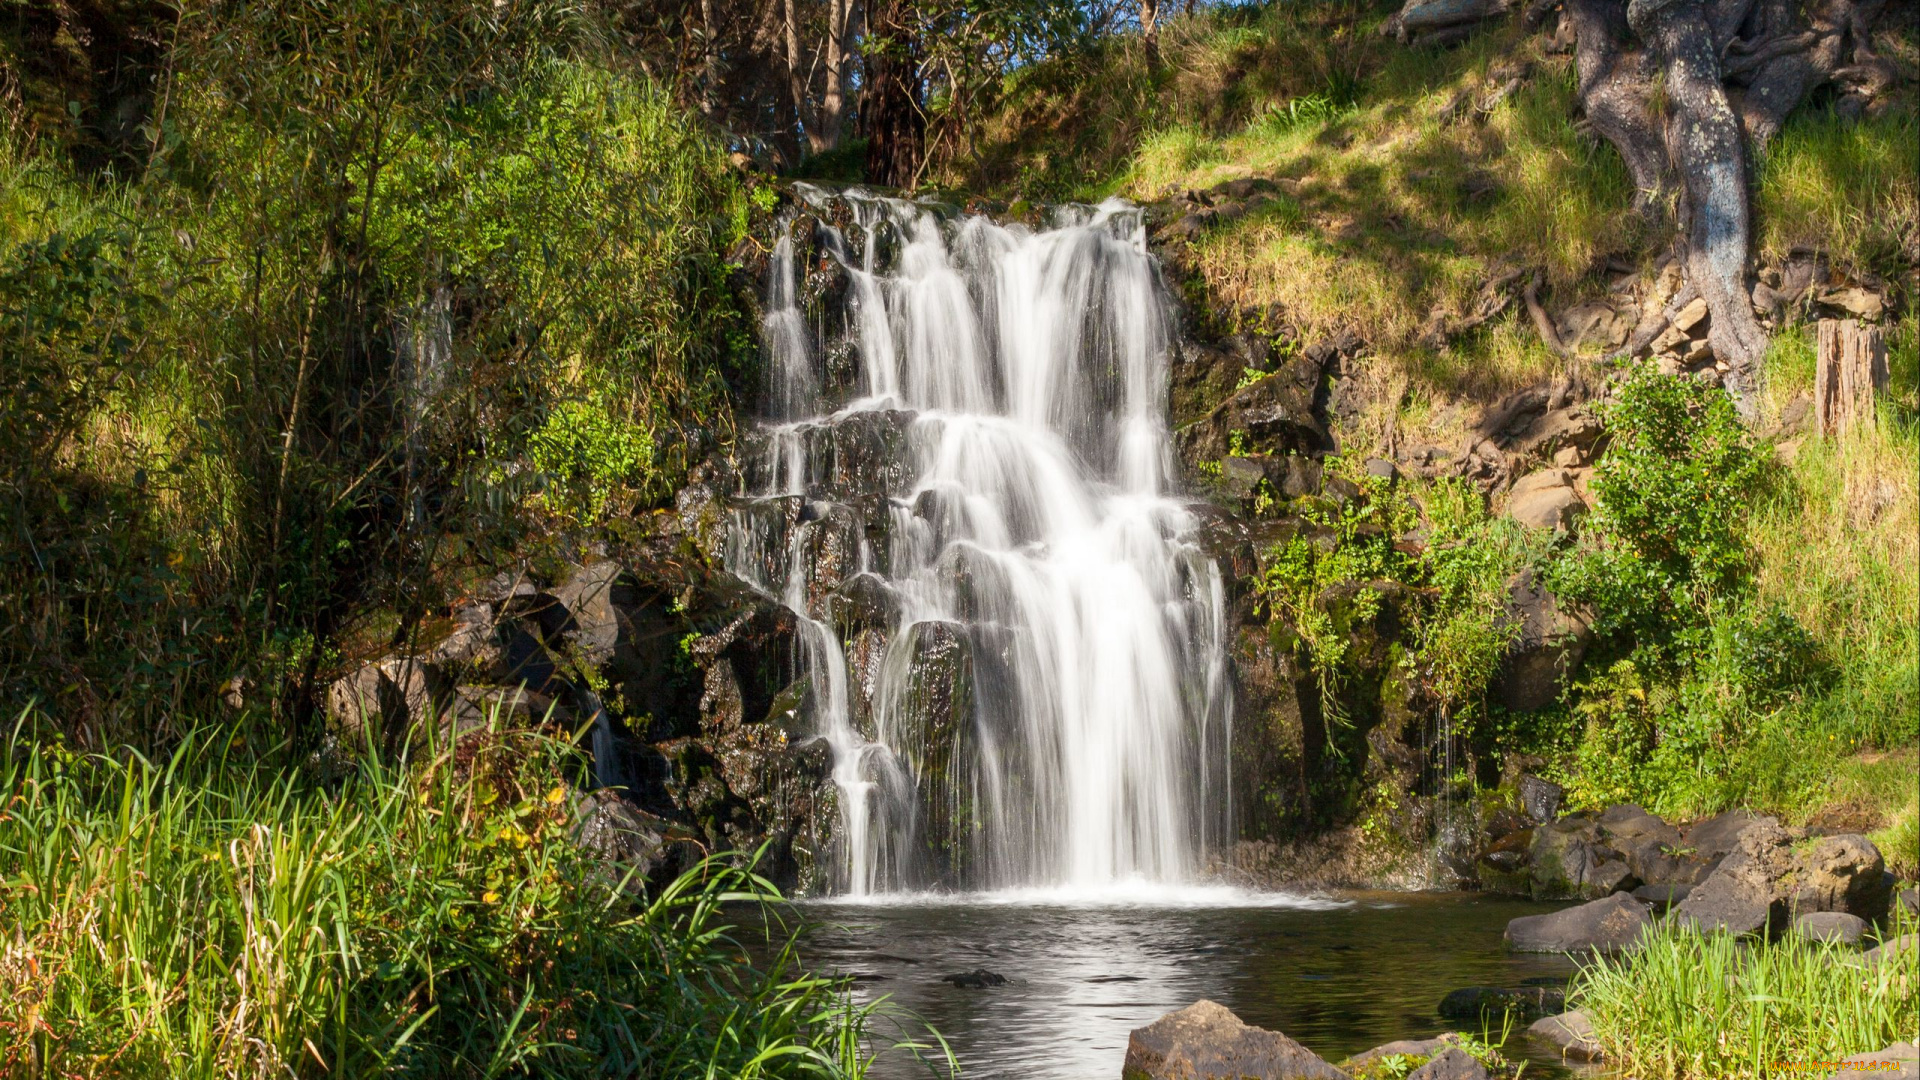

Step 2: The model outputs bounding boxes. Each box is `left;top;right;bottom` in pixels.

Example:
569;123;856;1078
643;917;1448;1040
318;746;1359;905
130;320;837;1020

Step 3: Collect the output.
1813;319;1888;436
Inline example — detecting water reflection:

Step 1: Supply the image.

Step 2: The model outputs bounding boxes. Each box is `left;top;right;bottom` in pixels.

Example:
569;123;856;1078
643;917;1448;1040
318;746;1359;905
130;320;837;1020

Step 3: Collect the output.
788;891;1591;1079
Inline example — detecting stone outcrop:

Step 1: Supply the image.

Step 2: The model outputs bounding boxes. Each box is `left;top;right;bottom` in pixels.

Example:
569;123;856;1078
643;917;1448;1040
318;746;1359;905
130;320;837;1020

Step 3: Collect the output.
1123;1001;1346;1080
1673;819;1893;934
1490;570;1590;712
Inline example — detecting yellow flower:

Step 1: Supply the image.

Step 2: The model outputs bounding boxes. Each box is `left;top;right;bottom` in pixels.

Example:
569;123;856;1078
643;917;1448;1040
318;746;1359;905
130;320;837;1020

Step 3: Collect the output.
545;786;566;806
483;890;500;904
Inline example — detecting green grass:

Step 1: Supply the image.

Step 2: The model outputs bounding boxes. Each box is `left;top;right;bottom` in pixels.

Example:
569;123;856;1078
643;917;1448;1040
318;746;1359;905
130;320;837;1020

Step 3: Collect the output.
1573;916;1920;1080
0;720;922;1078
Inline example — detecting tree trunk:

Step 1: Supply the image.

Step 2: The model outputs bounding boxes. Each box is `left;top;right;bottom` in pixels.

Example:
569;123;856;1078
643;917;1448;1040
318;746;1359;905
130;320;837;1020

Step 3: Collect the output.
864;0;922;188
1559;0;1892;421
1813;319;1887;435
814;0;853;153
1628;0;1770;414
1142;0;1161;67
783;0;808;162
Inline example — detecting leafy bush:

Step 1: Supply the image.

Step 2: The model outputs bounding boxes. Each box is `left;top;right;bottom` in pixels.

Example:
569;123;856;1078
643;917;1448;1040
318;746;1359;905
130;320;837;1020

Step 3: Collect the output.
0;9;753;744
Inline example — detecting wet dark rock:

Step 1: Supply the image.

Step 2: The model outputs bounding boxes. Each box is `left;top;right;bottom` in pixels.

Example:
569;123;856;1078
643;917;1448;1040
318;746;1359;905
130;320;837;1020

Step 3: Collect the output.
1504;893;1651;955
824;571;901;635
1221;456;1271;499
1123;1000;1346;1080
1267;455;1323;499
574;789;698;892
1793;911;1868;945
1528;1010;1603;1061
1406;1048;1490;1080
940;968;1007;988
1518;774;1563;823
1491;570;1590;712
1438;985;1565;1021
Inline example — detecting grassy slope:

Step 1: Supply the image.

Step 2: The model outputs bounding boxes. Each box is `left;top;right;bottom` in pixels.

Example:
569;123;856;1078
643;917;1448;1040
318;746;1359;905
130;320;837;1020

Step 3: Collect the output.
948;4;1919;841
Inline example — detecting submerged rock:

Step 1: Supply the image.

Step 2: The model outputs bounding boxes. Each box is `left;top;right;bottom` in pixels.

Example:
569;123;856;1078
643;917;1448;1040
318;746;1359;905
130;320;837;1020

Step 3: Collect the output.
1528;1009;1603;1061
1437;985;1565;1021
1123;1000;1345;1080
939;968;1008;988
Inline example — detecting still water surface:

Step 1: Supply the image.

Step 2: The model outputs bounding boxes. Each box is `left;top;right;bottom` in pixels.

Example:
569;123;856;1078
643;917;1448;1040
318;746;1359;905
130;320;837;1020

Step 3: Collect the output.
785;888;1597;1079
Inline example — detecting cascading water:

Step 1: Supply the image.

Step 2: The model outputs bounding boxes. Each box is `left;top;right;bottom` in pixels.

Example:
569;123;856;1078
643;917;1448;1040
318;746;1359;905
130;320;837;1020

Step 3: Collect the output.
725;186;1233;896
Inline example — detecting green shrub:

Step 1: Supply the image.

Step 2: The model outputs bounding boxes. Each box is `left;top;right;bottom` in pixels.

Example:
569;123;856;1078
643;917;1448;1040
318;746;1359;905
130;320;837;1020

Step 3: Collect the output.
528;396;656;523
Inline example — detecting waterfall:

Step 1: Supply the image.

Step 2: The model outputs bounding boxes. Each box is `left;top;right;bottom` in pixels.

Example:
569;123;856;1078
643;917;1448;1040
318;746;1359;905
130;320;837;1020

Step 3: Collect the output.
726;187;1232;896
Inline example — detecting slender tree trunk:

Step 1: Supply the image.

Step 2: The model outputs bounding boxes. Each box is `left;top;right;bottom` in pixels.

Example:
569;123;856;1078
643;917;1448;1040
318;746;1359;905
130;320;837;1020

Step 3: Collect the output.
864;0;922;188
1142;0;1161;67
783;0;809;162
815;0;852;153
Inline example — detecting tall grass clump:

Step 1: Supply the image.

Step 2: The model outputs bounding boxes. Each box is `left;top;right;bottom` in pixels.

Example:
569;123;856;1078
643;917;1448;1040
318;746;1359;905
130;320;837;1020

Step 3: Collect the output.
0;721;903;1079
1573;917;1920;1080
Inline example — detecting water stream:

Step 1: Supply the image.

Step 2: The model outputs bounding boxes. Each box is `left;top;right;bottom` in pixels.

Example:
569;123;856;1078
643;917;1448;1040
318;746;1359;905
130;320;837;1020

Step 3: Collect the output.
723;190;1589;1077
729;188;1231;895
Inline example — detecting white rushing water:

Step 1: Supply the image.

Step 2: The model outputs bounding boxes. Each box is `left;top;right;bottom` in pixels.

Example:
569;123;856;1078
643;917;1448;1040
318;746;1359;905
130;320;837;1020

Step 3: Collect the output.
728;187;1232;896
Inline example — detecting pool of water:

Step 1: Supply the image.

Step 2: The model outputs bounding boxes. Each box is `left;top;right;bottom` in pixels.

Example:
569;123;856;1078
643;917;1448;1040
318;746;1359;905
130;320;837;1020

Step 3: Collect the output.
784;887;1601;1079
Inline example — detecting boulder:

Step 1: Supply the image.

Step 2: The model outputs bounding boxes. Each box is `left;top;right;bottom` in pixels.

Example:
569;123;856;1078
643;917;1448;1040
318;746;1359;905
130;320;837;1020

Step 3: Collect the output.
1122;1001;1346;1080
1505;893;1652;954
1792;911;1868;946
1528;818;1634;899
1518;774;1564;823
1528;1009;1603;1061
1683;810;1762;861
1596;805;1697;886
548;559;625;665
1221;456;1271;499
1630;882;1692;913
573;789;701;893
1406;1048;1489;1080
1901;888;1919;917
1437;985;1565;1021
1789;833;1892;921
1863;933;1916;968
1491;570;1591;712
1670;818;1794;936
1828;1043;1919;1080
